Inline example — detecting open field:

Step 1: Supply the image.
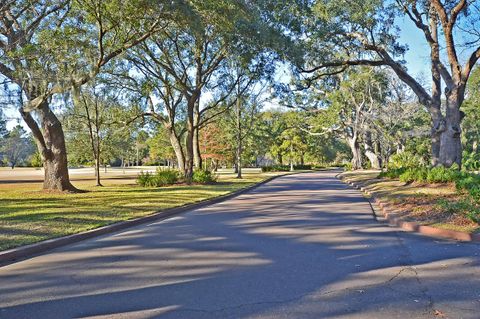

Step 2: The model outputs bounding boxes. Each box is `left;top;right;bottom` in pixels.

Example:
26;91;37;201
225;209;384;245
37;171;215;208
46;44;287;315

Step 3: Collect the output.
0;166;264;184
340;170;480;234
0;167;283;251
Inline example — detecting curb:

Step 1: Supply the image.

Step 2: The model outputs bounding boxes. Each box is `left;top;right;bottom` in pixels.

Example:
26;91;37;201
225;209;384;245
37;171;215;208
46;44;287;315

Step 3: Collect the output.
337;174;480;243
0;172;302;267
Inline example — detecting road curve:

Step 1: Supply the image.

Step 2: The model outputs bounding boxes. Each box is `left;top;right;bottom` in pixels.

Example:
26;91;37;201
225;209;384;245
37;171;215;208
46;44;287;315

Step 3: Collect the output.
0;170;479;319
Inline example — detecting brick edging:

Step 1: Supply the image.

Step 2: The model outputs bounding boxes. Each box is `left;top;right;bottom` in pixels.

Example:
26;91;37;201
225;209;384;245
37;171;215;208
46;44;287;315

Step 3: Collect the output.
337;174;480;243
0;172;304;267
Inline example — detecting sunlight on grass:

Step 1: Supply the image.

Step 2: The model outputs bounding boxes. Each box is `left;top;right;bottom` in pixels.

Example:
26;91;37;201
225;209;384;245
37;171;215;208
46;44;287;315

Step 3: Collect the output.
0;172;282;251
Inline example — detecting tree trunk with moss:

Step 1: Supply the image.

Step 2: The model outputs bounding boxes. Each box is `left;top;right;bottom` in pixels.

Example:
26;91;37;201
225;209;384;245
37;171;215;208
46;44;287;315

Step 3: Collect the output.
21;102;78;192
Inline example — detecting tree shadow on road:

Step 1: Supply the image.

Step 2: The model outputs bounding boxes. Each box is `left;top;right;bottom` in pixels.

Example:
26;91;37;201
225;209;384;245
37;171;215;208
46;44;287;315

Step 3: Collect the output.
0;172;479;319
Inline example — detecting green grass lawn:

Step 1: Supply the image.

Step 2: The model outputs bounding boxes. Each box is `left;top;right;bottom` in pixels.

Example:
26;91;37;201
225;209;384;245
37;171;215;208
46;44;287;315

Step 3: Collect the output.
0;172;283;251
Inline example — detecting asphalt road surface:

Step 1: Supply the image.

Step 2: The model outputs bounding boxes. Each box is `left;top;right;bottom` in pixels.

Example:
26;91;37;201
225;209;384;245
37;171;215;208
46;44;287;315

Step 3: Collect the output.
0;171;479;319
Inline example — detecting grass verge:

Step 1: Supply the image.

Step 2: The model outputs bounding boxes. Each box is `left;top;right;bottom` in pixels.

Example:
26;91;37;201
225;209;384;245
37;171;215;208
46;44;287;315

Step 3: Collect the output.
340;170;480;234
0;172;285;251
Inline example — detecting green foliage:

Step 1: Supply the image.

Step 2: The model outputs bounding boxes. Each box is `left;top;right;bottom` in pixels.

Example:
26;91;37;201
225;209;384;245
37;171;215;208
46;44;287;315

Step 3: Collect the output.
437;198;480;224
147;127;176;164
398;167;428;183
388;151;422;169
0;125;35;168
462;67;480;157
137;168;179;187
463;151;480;171
381;160;480;224
28;152;43;168
455;175;480;191
379;167;406;179
137;171;154;187
343;162;353;171
425;164;461;183
192;170;217;184
451;171;480;223
386;164;461;184
262;165;290;172
455;173;480;201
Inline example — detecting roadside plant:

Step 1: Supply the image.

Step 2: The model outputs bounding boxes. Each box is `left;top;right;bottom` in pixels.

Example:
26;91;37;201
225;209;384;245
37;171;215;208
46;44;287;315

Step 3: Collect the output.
388;152;423;170
192;170;217;184
137;168;179;187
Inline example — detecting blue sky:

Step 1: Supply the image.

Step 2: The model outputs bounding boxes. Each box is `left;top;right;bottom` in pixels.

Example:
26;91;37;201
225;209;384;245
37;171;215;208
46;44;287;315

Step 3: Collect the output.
396;16;431;80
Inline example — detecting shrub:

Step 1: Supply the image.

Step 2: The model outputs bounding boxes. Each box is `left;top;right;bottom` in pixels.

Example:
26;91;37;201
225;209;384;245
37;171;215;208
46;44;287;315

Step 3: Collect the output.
455;174;480;191
437;198;480;223
383;164;465;184
463;151;480;171
136;168;179;187
294;164;312;170
388;151;423;169
379;167;406;179
398;169;416;183
343;162;353;171
155;168;179;185
137;171;154;187
468;186;480;201
399;167;428;183
192;170;217;184
262;165;290;172
425;164;461;183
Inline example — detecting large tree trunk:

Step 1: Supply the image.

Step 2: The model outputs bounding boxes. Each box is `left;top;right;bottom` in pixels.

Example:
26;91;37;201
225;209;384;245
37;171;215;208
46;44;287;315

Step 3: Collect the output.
236;140;242;178
94;158;102;187
236;98;242;179
431;116;444;166
168;129;185;172
438;91;463;167
289;141;294;171
347;135;362;170
94;128;102;187
184;102;195;182
364;131;381;169
21;103;78;192
193;125;202;169
193;99;202;169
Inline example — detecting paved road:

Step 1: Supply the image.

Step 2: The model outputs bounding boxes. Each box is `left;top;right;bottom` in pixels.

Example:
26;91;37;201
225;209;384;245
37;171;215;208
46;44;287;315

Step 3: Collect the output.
0;171;479;318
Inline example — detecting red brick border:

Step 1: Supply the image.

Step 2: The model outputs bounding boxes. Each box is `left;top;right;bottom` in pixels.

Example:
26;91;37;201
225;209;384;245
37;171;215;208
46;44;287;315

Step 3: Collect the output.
338;175;480;242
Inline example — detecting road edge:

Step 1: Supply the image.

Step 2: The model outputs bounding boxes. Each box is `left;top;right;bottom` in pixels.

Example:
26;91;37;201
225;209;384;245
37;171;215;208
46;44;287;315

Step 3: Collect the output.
336;172;480;243
0;171;306;267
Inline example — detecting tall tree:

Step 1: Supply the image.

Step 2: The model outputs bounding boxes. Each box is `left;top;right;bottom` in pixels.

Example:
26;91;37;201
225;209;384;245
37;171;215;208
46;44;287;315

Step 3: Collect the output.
64;84;125;186
463;67;480;154
295;0;480;168
0;0;166;191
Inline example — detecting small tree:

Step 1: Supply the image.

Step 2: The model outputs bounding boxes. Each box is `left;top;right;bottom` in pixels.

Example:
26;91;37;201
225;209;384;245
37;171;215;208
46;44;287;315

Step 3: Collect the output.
1;125;35;169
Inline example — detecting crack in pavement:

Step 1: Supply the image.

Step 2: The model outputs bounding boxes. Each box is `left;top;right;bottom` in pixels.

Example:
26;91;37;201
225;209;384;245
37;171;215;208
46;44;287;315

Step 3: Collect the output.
171;266;427;316
392;231;436;317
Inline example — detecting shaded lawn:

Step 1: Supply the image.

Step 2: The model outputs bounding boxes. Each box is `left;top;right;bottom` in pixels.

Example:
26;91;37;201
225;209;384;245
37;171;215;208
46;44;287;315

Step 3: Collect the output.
340;170;480;234
0;173;281;251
